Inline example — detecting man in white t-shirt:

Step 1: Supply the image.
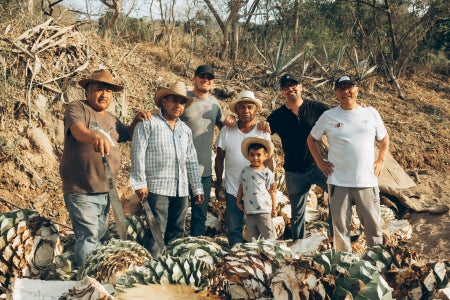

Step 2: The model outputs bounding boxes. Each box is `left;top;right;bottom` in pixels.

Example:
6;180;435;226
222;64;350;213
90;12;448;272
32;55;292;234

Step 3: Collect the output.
307;75;389;252
215;91;274;247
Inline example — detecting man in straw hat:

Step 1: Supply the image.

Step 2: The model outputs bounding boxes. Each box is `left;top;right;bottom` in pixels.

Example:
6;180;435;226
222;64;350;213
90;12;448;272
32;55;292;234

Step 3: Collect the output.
60;69;151;267
130;81;204;257
215;90;274;247
236;137;277;242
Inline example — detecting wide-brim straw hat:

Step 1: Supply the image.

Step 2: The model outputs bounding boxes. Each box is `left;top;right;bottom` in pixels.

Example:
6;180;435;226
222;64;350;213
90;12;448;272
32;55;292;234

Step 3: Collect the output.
241;136;274;160
230;90;262;114
154;81;193;108
78;69;124;92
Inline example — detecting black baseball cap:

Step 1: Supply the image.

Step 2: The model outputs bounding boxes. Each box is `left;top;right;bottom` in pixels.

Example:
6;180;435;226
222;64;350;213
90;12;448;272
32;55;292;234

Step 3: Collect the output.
279;73;299;87
334;75;357;90
194;65;215;78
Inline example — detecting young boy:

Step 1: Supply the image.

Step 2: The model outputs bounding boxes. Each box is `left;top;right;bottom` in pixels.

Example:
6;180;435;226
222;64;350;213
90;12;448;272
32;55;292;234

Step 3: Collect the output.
237;137;277;241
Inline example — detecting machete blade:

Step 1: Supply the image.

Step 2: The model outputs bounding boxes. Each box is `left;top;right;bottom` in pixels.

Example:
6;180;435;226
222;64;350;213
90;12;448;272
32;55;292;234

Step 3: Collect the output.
102;156;127;240
141;200;165;253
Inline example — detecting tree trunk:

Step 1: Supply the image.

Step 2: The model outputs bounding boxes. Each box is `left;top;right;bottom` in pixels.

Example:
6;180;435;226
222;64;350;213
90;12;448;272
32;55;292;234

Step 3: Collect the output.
293;0;300;44
111;5;120;31
203;0;243;60
355;0;364;50
383;0;399;61
28;0;34;15
388;66;405;99
230;14;239;61
221;23;230;60
243;0;261;32
100;0;123;37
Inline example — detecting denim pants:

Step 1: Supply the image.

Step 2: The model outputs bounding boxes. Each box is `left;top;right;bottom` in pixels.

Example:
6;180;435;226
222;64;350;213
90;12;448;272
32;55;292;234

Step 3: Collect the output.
145;192;188;257
190;176;212;236
225;192;244;247
64;193;110;267
285;165;327;240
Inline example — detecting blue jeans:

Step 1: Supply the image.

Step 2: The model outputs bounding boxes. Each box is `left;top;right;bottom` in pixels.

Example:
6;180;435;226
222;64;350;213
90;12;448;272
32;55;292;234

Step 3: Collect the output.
285;165;327;240
64;193;110;267
190;176;212;236
145;193;188;257
226;193;244;247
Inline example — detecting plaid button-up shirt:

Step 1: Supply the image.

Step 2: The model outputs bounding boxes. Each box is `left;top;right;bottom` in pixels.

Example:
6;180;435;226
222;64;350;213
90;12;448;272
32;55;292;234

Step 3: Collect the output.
130;113;203;197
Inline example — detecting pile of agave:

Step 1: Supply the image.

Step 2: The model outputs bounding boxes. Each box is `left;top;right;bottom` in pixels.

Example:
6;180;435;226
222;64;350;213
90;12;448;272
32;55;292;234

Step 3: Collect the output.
0;209;62;290
0;180;448;299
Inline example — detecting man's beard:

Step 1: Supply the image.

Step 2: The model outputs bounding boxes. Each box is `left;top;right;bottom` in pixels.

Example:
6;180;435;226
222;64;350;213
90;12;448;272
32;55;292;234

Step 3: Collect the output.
196;85;210;93
287;92;298;101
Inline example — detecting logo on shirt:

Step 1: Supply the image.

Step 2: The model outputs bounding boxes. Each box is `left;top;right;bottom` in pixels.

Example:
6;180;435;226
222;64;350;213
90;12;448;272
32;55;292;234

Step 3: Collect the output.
89;121;116;147
362;120;369;125
334;122;344;128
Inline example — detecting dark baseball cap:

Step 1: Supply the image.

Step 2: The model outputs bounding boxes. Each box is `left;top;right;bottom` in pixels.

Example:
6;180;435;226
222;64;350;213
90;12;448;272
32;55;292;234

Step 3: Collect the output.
334;75;357;90
194;65;215;78
279;73;299;87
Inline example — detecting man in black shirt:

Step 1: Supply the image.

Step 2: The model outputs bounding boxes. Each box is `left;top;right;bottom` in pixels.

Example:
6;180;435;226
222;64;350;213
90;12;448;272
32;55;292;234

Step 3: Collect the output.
267;74;329;241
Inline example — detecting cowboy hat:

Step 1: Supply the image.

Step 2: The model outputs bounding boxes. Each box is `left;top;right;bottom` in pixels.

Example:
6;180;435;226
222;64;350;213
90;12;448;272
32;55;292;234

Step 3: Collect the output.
229;90;262;114
241;136;274;160
78;69;124;92
154;81;193;108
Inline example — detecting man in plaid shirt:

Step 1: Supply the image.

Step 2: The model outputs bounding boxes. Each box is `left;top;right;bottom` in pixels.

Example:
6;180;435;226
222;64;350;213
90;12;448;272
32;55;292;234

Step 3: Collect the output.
130;81;204;257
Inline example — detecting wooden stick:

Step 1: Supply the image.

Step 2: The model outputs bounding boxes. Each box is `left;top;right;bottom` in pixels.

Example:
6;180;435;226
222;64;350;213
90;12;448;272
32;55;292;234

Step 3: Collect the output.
17;18;53;41
1;37;34;59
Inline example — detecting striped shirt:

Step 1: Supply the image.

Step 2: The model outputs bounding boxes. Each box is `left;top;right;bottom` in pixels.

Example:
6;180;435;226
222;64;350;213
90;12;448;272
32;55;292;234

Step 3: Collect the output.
130;113;203;197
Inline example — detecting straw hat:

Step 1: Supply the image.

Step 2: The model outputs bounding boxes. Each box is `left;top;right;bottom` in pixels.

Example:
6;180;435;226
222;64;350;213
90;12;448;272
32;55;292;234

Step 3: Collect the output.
154;81;193;108
78;69;124;92
229;90;262;114
241;136;274;160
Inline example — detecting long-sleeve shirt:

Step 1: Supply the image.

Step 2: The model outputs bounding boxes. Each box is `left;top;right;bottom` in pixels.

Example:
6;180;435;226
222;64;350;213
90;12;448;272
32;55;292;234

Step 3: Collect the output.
130;113;203;197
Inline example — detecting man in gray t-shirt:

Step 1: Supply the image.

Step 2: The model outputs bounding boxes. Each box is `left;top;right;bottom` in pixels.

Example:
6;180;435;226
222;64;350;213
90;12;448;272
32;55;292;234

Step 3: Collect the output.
180;65;224;236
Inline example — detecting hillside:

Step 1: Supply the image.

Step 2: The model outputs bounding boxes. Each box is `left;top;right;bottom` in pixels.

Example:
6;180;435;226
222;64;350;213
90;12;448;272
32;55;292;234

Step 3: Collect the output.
0;23;449;262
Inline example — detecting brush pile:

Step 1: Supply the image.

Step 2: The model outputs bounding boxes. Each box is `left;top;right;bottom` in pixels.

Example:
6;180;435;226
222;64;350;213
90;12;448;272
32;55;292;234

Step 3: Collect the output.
2;18;89;97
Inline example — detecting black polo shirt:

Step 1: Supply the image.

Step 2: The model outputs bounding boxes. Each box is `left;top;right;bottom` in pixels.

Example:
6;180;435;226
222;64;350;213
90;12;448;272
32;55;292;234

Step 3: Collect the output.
267;99;329;172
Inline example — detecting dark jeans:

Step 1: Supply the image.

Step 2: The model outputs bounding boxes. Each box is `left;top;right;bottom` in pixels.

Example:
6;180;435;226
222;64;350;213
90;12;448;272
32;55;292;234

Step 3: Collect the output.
285;165;327;240
64;193;110;267
190;176;212;236
225;192;244;247
145;192;188;257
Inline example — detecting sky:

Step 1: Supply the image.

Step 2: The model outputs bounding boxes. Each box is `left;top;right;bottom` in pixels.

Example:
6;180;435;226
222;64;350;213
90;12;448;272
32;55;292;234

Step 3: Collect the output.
61;0;185;20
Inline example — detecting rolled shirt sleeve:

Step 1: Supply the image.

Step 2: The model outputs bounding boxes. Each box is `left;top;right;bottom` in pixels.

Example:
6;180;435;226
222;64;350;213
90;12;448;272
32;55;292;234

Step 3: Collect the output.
130;121;151;191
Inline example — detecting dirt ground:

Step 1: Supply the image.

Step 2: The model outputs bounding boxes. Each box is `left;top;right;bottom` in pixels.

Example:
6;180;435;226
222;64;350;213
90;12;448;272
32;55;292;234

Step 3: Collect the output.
399;170;450;260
